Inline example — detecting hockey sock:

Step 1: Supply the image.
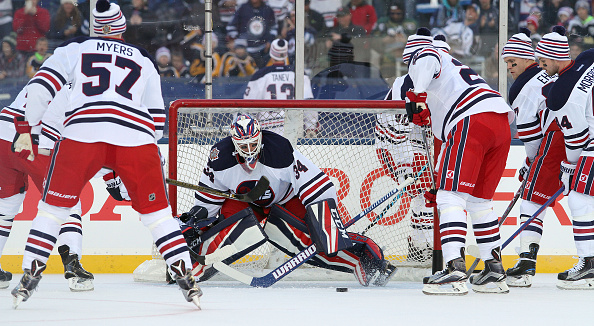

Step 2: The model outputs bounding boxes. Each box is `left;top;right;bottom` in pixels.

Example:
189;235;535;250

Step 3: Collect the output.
0;214;14;257
0;193;26;257
436;191;468;263
141;207;191;267
58;213;83;257
518;200;545;253
23;204;68;269
468;198;501;261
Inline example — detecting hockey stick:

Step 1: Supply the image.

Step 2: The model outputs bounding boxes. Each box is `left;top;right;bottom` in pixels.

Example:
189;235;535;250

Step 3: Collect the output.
166;176;270;203
465;186;564;276
360;164;428;235
213;176;418;287
465;177;529;276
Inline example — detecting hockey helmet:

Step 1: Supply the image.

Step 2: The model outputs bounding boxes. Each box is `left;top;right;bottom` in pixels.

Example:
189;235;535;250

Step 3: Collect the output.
230;114;262;171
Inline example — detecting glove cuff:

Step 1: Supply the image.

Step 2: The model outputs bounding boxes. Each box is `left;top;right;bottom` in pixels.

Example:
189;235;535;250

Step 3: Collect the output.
405;91;427;102
560;160;576;174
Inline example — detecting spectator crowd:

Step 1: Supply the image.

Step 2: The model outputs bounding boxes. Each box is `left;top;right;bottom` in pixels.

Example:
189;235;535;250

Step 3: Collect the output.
1;0;593;86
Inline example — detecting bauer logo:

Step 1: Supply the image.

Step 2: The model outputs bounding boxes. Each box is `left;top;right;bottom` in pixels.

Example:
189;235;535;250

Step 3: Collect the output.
272;245;316;279
446;170;454;179
580;174;588;183
148;193;156;201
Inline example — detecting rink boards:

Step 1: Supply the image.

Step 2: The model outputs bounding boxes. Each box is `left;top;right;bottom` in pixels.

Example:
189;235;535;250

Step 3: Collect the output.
0;144;579;273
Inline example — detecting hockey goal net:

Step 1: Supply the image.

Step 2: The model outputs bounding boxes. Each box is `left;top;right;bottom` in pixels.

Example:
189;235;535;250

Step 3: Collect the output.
134;99;436;282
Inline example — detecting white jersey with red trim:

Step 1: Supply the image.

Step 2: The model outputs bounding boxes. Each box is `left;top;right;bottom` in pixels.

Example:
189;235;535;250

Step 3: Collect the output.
24;36;165;146
194;131;337;218
546;51;594;163
0;87;69;149
407;47;513;141
244;64;315;134
508;63;557;161
376;74;428;162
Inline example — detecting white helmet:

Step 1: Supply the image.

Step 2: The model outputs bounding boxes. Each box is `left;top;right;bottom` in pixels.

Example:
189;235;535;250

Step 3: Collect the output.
230;114;262;171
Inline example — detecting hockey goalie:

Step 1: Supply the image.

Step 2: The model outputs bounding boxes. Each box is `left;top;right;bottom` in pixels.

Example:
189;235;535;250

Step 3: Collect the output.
174;114;397;286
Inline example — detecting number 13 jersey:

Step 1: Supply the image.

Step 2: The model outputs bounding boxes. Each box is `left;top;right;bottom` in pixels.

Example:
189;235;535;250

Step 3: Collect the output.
24;36;166;146
408;47;513;142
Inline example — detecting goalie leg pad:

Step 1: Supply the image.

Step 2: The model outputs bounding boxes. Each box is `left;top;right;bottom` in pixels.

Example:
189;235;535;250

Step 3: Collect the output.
305;199;353;255
193;208;268;281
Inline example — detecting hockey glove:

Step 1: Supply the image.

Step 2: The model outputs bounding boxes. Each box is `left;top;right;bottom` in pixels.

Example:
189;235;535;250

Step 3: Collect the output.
560;160;576;196
518;157;531;182
11;116;39;161
405;91;431;126
103;171;131;201
179;205;216;230
395;165;414;185
423;188;438;207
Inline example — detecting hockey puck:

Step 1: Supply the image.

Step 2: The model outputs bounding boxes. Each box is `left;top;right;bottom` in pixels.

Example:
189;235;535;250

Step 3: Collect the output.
336;287;348;292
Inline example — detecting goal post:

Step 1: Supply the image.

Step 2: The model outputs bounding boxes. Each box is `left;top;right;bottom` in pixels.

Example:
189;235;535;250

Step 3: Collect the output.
135;99;439;282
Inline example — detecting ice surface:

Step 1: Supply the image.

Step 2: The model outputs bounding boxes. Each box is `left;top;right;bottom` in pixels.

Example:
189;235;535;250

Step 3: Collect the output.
0;273;588;326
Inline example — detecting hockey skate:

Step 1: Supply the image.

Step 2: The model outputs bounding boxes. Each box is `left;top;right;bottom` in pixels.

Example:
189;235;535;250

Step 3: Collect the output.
369;261;398;286
59;245;94;292
470;258;509;294
422;257;468;295
0;267;12;289
557;256;594;290
11;260;46;309
506;243;539;287
170;260;203;308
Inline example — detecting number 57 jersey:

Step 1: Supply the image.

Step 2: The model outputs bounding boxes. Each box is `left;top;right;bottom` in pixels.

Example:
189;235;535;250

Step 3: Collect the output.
408;48;513;142
25;36;166;147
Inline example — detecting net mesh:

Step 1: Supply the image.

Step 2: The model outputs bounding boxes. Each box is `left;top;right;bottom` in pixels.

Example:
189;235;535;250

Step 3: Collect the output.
134;101;435;282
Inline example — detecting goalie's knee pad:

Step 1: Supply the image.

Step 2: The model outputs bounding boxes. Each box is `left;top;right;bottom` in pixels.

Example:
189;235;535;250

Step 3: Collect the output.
264;204;312;255
194;208;268;282
305;199;353;255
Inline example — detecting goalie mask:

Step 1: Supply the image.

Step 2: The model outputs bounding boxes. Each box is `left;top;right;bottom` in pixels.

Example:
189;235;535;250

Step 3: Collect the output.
231;114;262;171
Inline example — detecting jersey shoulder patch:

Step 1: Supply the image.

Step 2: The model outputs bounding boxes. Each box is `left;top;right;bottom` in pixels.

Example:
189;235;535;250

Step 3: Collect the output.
259;130;295;168
207;137;239;171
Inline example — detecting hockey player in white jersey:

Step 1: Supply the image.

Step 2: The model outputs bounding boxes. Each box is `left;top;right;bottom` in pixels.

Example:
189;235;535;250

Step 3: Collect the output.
375;34;450;263
535;26;594;290
243;38;318;136
10;0;201;308
177;114;397;286
501;28;564;287
0;88;96;292
403;28;514;295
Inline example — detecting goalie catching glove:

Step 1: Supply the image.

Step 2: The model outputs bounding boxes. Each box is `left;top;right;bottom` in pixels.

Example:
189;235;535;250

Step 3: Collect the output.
560;160;576;196
405;91;431;126
11;116;39;161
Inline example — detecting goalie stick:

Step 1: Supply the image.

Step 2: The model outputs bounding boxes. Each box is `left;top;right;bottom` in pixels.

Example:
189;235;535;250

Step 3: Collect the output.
213;175;418;287
166;176;270;203
465;186;564;275
465;177;528;276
